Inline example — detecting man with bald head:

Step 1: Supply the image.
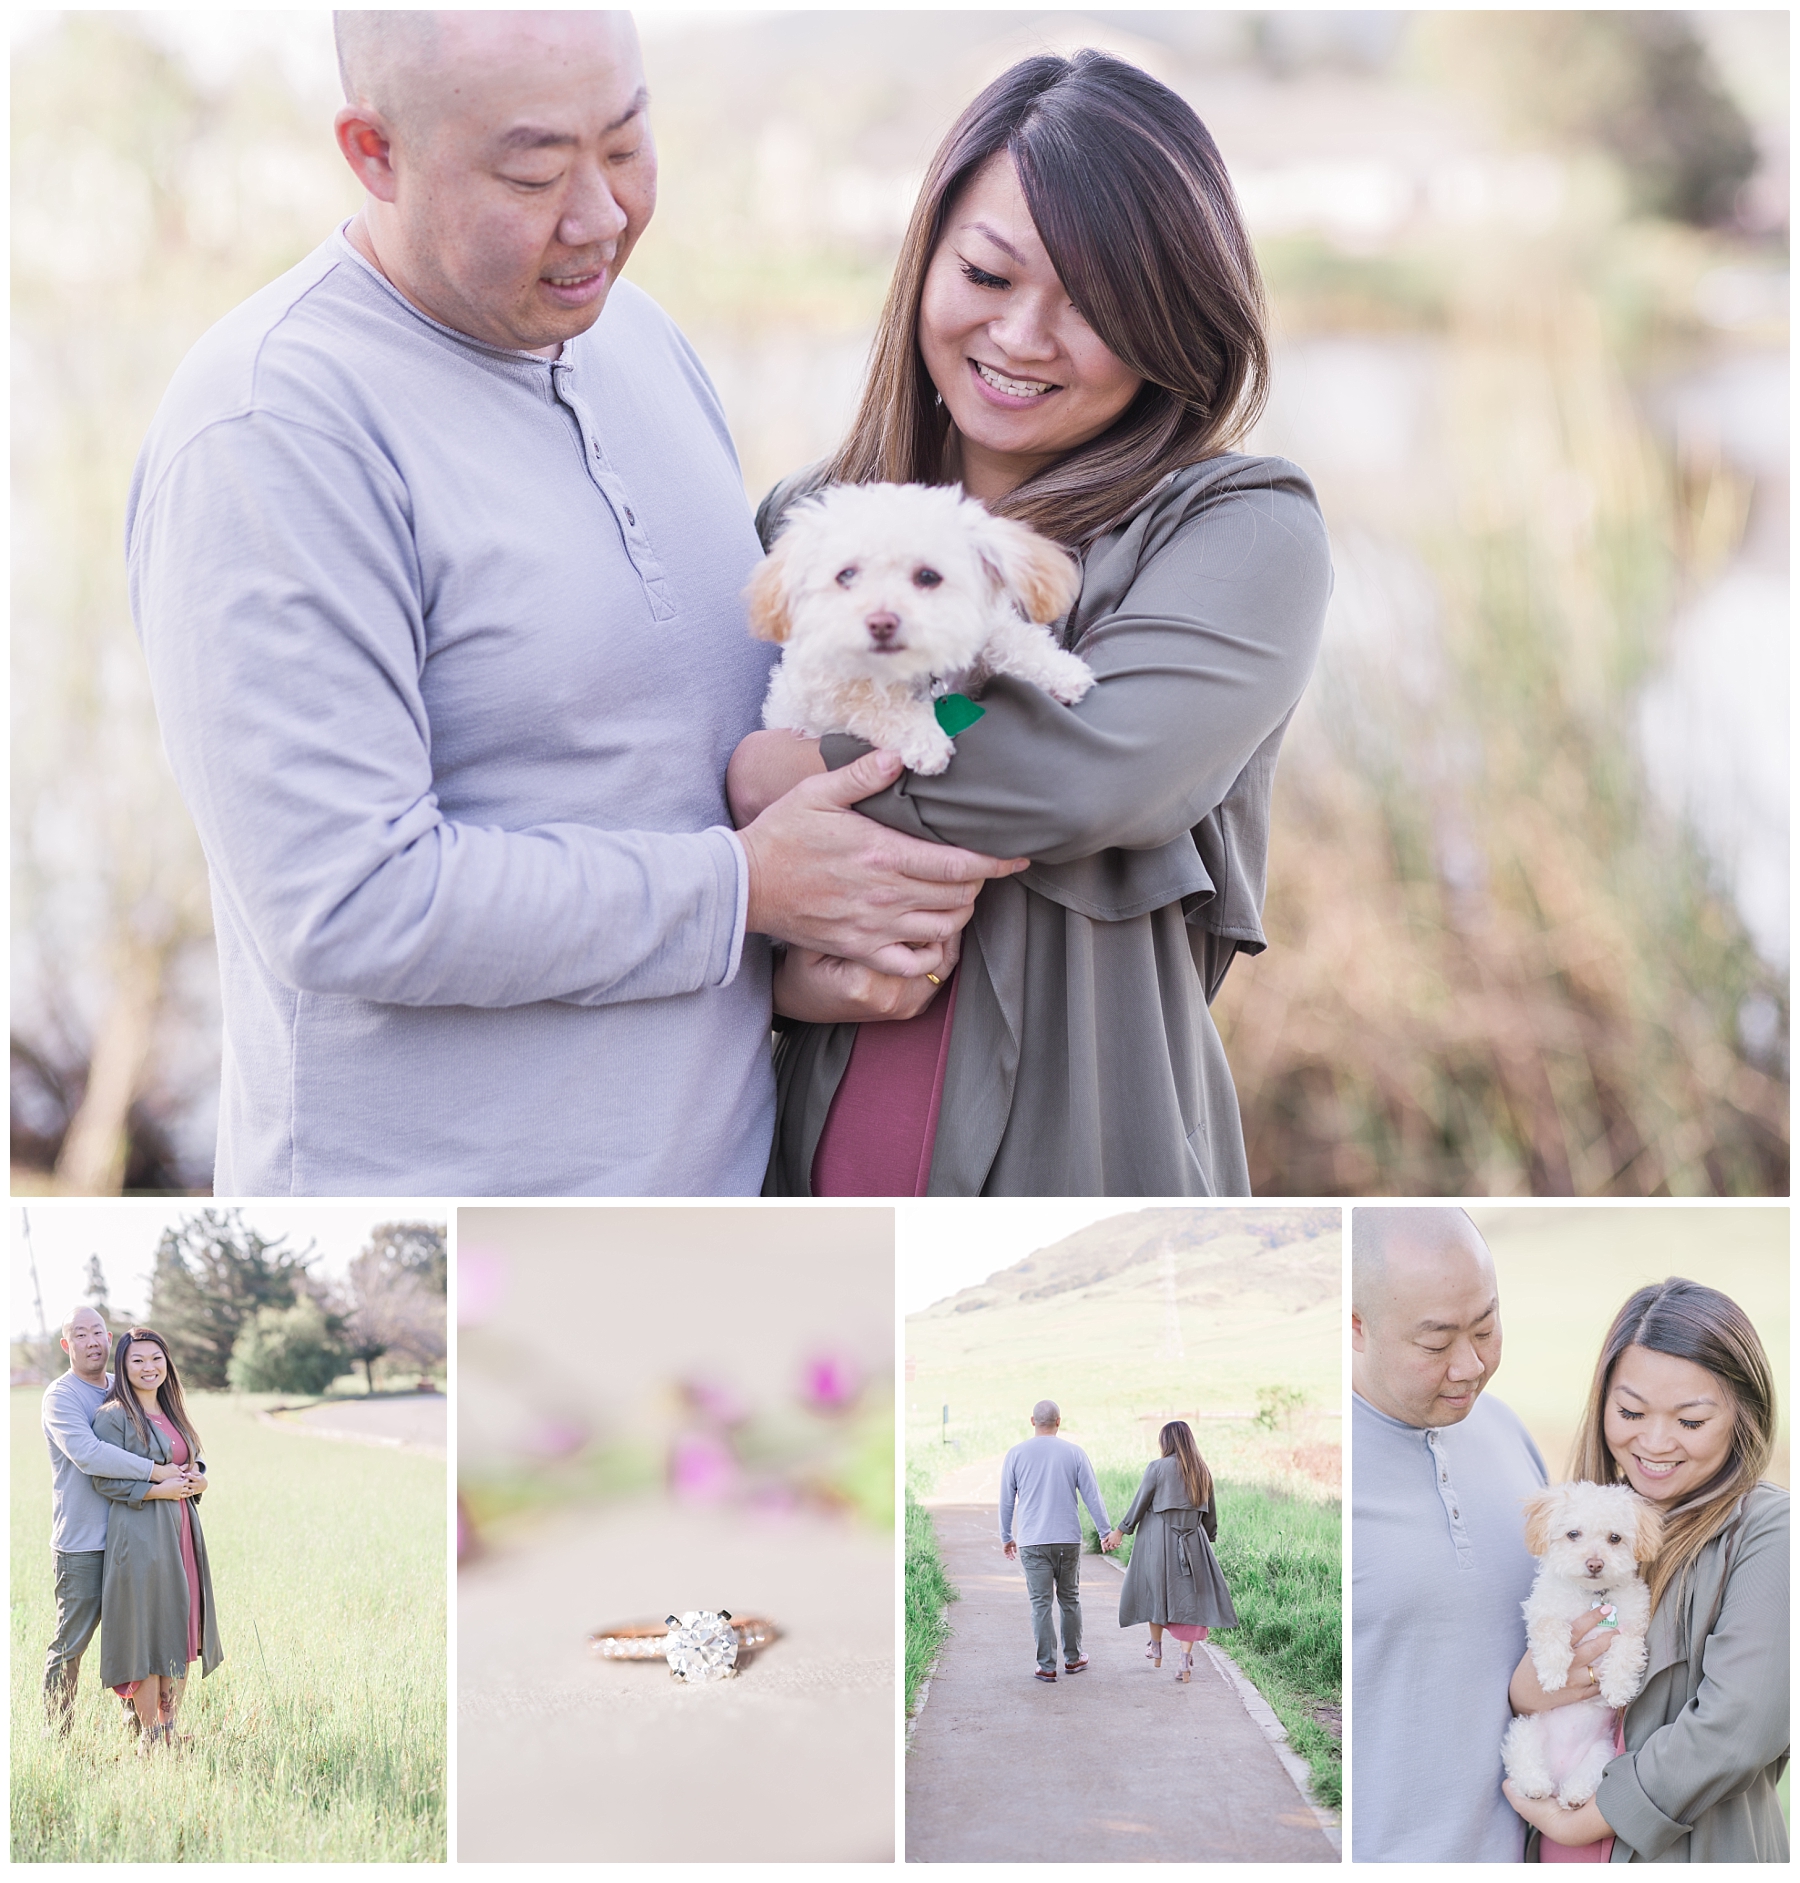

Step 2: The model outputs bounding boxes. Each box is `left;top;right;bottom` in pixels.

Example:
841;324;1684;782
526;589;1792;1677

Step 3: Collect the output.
998;1401;1115;1681
1351;1208;1547;1860
127;12;1016;1196
41;1307;195;1734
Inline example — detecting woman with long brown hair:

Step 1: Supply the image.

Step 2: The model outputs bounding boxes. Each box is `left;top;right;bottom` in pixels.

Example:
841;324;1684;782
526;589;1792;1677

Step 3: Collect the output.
1104;1420;1238;1683
729;49;1330;1196
91;1329;224;1749
1503;1279;1787;1862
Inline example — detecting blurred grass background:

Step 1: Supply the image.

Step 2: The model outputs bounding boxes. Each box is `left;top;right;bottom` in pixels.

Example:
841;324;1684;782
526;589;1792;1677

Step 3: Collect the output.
10;10;1788;1195
1465;1202;1789;1482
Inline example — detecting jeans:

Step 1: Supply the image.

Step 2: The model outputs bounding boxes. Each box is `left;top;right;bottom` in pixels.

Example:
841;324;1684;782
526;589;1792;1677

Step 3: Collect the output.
1020;1541;1082;1671
43;1549;104;1727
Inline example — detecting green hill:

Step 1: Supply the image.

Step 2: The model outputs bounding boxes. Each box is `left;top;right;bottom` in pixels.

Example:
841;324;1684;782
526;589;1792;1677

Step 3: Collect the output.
908;1207;1341;1491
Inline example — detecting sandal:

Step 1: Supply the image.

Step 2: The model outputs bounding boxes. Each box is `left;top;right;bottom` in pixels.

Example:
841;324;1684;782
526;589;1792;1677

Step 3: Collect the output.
1145;1638;1162;1667
1175;1649;1194;1684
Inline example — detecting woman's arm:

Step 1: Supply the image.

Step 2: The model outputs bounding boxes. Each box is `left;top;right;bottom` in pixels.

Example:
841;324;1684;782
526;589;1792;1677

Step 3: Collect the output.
1115;1464;1158;1537
1592;1501;1789;1861
728;731;826;828
1503;1783;1610;1847
1509;1615;1616;1714
829;475;1331;862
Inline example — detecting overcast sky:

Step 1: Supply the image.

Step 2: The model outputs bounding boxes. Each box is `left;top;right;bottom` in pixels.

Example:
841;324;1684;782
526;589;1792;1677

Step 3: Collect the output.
896;1200;1146;1316
10;1203;438;1340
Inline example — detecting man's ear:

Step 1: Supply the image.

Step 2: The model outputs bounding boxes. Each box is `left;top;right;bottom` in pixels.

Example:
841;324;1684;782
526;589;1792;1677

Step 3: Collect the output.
1349;1311;1366;1354
335;107;400;203
744;539;794;644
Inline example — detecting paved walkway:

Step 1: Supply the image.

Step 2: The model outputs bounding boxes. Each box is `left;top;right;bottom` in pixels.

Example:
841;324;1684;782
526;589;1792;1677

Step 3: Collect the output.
907;1493;1337;1863
277;1392;446;1454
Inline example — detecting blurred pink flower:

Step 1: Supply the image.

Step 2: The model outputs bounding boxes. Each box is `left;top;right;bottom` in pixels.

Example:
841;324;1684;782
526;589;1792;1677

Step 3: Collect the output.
801;1352;861;1412
520;1416;588;1460
457;1246;508;1327
680;1375;750;1427
670;1432;739;1502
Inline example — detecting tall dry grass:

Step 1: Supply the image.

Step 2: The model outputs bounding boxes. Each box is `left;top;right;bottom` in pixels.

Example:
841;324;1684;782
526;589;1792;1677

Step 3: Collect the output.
1220;252;1785;1196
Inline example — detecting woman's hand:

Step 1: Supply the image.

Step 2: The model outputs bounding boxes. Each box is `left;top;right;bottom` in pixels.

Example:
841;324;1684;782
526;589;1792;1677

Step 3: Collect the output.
1103;1528;1124;1552
145;1477;195;1500
1502;1779;1612;1848
727;729;826;828
1509;1615;1615;1715
773;933;960;1025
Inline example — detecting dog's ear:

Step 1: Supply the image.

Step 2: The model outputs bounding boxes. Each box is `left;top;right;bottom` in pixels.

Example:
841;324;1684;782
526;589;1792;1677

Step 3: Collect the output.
974;511;1082;624
744;537;794;644
1521;1487;1559;1557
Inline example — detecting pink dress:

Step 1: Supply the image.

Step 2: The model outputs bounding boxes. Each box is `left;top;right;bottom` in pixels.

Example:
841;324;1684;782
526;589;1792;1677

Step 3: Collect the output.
112;1414;203;1697
810;973;959;1197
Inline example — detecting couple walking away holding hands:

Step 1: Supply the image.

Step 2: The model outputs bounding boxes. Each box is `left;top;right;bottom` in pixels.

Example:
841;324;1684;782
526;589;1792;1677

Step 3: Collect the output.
42;1307;223;1752
999;1402;1237;1684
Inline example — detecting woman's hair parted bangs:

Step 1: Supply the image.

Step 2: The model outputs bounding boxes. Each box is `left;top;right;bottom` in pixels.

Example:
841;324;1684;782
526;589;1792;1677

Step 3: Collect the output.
1569;1277;1776;1610
826;49;1269;546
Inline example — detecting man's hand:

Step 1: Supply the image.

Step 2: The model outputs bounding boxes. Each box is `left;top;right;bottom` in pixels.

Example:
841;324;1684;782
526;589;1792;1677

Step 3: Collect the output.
727;729;826;828
1101;1529;1123;1553
144;1478;192;1500
149;1462;182;1483
739;749;1028;976
1003;1540;1018;1560
1502;1779;1611;1848
773;932;960;1025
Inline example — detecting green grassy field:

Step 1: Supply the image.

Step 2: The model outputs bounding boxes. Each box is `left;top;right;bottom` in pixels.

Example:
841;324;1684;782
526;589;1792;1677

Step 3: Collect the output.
1087;1463;1342;1810
904;1482;956;1721
12;1388;445;1861
907;1218;1341;1499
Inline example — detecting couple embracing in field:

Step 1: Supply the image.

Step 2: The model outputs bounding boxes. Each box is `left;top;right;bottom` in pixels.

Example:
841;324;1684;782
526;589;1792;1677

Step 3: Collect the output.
41;1307;223;1752
999;1400;1238;1684
1352;1207;1787;1864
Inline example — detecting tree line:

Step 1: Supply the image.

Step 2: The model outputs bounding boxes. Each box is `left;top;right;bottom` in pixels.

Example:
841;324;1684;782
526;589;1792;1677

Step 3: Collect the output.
77;1210;446;1396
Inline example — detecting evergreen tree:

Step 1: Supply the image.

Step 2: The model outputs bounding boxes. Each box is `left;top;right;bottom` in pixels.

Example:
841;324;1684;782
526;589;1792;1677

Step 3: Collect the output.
82;1254;113;1329
227;1299;351;1396
148;1209;317;1389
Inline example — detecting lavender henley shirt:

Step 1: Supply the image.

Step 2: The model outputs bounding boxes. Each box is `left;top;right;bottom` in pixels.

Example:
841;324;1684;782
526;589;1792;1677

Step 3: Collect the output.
128;230;777;1195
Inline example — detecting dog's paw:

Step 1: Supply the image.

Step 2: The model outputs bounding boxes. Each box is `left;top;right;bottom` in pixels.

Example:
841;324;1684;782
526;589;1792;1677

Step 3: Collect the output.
1043;651;1095;705
898;727;956;776
1534;1656;1573;1695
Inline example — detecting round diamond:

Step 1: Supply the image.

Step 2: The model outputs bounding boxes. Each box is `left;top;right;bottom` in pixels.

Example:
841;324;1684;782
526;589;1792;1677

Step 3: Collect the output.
663;1611;739;1683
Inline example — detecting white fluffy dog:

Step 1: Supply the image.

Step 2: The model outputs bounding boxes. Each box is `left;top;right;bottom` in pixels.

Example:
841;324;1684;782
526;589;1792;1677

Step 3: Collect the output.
746;482;1094;775
1500;1481;1661;1809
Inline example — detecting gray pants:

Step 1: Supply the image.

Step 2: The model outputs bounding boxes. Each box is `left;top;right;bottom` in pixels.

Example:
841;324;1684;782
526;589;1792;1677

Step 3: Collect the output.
44;1549;104;1726
1020;1542;1082;1672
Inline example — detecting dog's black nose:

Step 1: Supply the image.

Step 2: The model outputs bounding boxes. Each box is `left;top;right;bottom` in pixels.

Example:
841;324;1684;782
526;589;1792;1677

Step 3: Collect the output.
866;612;900;645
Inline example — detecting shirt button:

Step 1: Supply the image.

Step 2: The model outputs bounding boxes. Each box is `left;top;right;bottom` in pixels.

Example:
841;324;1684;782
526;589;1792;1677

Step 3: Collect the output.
624;507;637;527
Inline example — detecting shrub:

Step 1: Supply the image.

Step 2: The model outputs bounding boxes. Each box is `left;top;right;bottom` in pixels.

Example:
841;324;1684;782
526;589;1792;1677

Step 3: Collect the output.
226;1299;350;1396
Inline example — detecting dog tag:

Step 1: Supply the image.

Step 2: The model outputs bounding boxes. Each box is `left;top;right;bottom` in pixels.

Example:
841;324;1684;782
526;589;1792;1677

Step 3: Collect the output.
934;693;985;737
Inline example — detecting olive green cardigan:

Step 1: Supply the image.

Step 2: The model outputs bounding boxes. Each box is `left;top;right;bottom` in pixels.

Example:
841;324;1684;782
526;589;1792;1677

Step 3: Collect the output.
760;453;1331;1196
91;1401;224;1688
1592;1482;1789;1863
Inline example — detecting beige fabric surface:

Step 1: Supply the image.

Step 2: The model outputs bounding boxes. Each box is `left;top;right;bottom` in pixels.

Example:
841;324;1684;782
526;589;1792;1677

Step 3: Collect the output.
458;1498;894;1860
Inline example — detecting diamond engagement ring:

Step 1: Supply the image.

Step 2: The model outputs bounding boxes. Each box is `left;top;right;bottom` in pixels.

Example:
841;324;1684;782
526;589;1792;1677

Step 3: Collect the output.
588;1610;779;1683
